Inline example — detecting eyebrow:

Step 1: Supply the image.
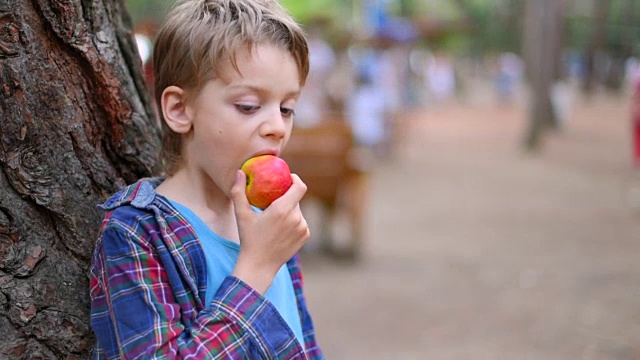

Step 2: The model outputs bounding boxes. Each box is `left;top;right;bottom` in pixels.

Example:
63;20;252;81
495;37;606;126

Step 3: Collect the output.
227;84;300;98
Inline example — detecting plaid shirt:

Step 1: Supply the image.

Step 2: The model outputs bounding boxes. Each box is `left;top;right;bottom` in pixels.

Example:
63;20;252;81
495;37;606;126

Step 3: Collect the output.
89;178;323;359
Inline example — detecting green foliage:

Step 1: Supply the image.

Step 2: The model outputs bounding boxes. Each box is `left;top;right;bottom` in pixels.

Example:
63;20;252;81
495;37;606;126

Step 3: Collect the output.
281;0;350;24
121;0;640;57
564;0;640;55
125;0;174;24
425;0;523;54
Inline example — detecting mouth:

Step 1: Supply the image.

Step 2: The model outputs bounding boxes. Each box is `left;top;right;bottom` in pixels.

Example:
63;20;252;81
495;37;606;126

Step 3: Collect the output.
249;149;279;159
241;150;280;169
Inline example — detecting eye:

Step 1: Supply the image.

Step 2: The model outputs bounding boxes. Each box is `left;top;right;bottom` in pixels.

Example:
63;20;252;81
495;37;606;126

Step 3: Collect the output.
280;107;295;117
235;104;260;114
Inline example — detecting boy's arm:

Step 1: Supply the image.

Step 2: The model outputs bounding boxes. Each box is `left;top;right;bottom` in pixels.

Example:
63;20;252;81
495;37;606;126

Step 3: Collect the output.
90;221;305;359
230;171;310;294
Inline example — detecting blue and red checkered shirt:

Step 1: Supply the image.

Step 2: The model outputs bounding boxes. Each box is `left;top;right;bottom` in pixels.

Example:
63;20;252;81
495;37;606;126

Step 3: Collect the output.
89;178;323;359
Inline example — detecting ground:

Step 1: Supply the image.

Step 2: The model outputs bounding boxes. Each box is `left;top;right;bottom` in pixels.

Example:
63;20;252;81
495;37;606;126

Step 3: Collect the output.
300;87;640;359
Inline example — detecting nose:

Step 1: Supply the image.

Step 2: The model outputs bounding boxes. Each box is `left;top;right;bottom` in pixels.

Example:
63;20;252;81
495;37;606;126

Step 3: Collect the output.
260;106;288;140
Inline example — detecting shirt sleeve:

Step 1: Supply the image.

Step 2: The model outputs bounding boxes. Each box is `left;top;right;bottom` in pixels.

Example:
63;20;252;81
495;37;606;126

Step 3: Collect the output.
287;255;324;359
90;220;306;359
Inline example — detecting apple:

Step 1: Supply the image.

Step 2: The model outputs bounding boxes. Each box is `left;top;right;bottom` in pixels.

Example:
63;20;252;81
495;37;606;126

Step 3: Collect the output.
241;155;293;209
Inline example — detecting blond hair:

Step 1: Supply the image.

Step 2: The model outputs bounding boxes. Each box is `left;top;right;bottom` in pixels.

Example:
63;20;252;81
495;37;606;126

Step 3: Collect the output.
153;0;309;175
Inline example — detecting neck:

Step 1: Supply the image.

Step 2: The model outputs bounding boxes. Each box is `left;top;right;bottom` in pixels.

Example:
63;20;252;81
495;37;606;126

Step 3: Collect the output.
156;167;239;242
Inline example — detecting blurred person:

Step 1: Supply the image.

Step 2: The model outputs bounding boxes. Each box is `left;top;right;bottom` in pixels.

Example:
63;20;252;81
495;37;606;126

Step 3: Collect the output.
566;50;586;85
325;32;356;112
377;41;403;114
89;0;323;358
133;20;161;124
625;57;640;93
629;76;640;212
133;20;158;95
409;47;431;106
375;40;407;157
294;21;336;127
633;75;640;168
495;52;524;104
425;52;457;104
347;39;408;159
346;52;387;165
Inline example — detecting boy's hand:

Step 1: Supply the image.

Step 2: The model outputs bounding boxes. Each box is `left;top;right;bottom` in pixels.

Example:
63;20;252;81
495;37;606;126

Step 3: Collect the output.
230;170;309;294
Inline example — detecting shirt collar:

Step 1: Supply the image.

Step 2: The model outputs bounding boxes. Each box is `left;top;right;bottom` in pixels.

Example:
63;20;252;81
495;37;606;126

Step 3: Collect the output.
99;177;164;210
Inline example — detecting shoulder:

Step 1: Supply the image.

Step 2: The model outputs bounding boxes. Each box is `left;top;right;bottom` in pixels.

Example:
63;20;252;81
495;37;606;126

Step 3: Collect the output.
100;177;164;211
97;177;169;245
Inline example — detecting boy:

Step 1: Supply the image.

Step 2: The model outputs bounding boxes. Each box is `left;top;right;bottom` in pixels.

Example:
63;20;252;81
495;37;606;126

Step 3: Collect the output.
89;0;323;358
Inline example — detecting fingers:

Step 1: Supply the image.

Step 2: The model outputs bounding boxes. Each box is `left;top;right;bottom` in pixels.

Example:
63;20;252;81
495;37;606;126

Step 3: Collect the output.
285;200;311;242
230;170;251;215
299;212;311;239
288;204;310;242
270;174;307;211
290;173;306;191
233;171;306;215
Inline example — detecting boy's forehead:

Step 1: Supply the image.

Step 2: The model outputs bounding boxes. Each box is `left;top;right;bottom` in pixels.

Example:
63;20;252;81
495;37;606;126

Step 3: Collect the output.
227;44;276;65
213;46;261;76
216;44;300;84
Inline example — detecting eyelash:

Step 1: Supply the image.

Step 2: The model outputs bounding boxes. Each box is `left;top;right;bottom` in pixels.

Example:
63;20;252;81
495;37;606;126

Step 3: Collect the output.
235;104;259;113
281;107;295;117
235;105;295;117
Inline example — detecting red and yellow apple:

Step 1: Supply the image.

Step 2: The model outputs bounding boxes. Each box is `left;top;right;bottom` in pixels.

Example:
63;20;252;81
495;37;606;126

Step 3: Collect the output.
241;155;292;209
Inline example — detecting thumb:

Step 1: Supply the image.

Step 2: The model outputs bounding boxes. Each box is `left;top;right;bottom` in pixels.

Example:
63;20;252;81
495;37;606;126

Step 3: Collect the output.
230;170;251;215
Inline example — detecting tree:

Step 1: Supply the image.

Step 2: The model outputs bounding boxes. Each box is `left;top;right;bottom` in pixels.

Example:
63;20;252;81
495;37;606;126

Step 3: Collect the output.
522;0;565;150
0;0;160;358
582;0;611;94
602;0;636;91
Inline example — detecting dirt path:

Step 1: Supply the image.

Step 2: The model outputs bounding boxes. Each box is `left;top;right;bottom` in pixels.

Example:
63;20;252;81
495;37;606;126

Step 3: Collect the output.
301;91;640;359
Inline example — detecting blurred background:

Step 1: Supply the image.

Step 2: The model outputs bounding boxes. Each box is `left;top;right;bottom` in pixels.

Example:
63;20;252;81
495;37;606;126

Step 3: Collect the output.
127;0;640;358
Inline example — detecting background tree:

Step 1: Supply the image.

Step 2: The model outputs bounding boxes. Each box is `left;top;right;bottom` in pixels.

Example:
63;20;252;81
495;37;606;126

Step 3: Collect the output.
522;0;565;150
582;0;611;94
0;0;160;358
602;0;637;91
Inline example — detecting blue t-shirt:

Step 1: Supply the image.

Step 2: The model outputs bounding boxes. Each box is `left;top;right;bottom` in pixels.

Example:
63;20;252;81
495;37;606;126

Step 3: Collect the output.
169;200;305;347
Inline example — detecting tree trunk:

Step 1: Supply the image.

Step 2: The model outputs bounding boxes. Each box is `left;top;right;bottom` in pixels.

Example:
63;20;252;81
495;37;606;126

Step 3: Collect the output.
522;0;564;150
0;0;160;358
508;0;525;52
582;0;610;95
603;0;637;92
622;0;636;59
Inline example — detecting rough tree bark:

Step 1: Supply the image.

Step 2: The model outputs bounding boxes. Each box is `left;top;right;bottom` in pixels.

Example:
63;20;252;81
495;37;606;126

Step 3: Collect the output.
0;0;160;358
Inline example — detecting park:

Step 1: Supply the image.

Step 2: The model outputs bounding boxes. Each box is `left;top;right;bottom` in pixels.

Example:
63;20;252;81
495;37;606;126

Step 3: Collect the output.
0;0;638;358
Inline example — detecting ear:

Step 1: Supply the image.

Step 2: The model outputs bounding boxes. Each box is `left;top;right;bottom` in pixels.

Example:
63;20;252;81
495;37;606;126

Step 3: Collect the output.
161;86;193;134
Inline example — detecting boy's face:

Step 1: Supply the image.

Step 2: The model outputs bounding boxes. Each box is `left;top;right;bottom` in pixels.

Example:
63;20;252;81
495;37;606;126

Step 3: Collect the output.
183;44;301;195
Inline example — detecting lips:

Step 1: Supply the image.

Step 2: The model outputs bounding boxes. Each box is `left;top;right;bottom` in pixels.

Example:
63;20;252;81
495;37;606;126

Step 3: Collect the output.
246;149;279;163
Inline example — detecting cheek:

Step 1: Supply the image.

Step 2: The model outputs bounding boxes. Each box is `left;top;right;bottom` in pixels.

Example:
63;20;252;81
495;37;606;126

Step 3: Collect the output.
283;126;292;144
